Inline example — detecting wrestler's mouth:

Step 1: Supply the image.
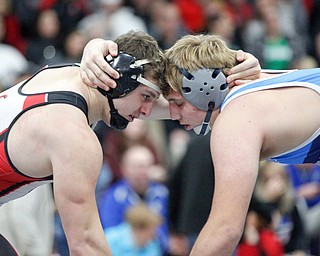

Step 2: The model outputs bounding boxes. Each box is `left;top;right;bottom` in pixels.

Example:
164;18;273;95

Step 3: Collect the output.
129;115;139;122
180;123;192;130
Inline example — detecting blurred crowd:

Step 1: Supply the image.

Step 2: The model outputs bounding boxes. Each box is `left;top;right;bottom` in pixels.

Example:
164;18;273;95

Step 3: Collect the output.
0;0;320;255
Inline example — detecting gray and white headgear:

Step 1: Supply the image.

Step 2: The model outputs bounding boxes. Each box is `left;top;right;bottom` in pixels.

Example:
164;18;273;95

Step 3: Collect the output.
179;68;229;135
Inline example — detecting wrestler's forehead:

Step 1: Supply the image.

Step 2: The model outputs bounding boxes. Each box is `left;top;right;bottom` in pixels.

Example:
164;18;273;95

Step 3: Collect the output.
165;90;183;101
138;84;160;99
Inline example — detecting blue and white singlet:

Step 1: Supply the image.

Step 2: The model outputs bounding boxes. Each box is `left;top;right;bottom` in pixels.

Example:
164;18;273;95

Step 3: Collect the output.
220;68;320;165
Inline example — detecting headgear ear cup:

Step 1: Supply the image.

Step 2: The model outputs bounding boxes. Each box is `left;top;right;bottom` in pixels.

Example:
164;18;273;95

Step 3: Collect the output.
179;68;229;135
104;52;142;98
181;68;229;110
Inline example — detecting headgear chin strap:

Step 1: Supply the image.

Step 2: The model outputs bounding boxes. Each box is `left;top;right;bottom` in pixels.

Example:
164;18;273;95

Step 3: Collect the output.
193;101;214;136
99;52;160;131
178;68;229;136
97;87;129;130
107;97;129;131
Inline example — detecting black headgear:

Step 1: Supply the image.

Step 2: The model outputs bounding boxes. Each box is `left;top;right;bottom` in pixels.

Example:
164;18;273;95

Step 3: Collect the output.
103;52;160;99
98;52;160;130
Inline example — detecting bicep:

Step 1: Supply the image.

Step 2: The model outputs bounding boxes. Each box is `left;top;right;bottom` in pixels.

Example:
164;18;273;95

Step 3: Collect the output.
209;118;262;230
52;135;102;202
50;128;103;236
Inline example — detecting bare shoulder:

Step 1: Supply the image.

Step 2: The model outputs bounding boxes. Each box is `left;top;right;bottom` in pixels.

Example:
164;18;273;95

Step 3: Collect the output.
9;104;101;177
214;86;320;159
211;92;274;166
212;103;263;161
48;116;103;187
47;111;102;165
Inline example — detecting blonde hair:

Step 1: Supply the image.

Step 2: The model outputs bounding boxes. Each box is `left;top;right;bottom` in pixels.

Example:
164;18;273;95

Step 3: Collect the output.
255;161;295;214
162;34;238;96
125;203;162;230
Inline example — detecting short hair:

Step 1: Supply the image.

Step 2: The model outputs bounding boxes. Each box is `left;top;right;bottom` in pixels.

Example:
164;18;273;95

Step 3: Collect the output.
162;34;238;96
125;203;162;230
115;30;165;88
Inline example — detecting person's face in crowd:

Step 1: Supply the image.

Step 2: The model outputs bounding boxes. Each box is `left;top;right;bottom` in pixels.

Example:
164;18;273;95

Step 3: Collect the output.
37;9;60;39
114;82;160;122
64;30;87;60
133;224;158;247
121;145;155;192
123;119;148;140
165;90;207;131
260;162;287;201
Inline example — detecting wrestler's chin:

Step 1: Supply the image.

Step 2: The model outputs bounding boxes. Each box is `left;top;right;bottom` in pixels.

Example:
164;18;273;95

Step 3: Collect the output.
181;124;193;131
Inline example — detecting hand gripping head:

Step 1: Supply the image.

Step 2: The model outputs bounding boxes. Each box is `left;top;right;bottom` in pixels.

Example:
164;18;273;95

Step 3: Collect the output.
104;52;160;99
105;52;143;98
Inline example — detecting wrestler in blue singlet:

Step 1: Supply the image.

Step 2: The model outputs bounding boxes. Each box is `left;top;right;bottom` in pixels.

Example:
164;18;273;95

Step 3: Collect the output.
221;68;320;165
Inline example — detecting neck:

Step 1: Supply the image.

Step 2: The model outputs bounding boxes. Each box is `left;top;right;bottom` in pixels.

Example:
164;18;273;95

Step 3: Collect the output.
75;74;111;125
209;110;220;129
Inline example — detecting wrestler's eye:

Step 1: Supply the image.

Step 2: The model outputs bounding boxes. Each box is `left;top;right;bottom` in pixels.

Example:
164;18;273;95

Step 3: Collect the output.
170;101;182;107
142;94;151;101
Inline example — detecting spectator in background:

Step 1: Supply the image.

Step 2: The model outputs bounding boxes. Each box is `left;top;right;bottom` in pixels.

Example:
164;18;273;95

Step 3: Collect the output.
25;8;64;66
0;14;28;91
254;161;309;255
243;0;306;69
236;196;284;256
308;0;320;62
291;55;318;70
105;203;163;256
10;0;90;45
0;0;26;54
0;184;55;256
244;0;309;50
168;134;213;256
62;29;88;63
149;1;188;50
206;9;239;50
286;164;320;256
166;128;190;170
98;144;169;253
173;0;206;33
101;119;167;184
127;0;156;33
276;0;310;48
308;0;320;38
224;0;253;49
147;0;189;137
312;32;320;66
77;0;147;41
10;0;39;40
51;0;91;41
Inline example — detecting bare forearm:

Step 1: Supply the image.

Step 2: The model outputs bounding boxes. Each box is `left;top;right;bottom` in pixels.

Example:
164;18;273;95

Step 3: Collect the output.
190;223;241;256
63;206;111;256
55;190;110;255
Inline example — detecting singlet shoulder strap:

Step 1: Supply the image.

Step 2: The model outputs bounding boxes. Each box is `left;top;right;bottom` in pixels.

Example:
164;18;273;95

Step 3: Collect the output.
47;91;89;122
17;63;89;122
